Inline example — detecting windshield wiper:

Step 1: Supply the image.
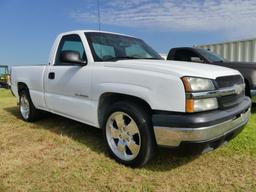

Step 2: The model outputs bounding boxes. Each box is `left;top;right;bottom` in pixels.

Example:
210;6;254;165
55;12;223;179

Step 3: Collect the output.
142;57;163;60
104;56;139;61
103;56;162;62
213;60;224;63
115;57;162;61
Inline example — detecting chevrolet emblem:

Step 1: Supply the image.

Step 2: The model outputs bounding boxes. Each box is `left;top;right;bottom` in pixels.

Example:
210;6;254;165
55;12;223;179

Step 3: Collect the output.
234;84;243;95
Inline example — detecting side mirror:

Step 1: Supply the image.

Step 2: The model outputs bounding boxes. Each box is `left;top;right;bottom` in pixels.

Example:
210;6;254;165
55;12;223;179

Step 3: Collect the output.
60;51;87;65
191;57;204;63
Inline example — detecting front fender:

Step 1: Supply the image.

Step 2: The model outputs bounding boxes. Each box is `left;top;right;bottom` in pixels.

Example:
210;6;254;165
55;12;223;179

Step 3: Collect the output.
92;81;186;112
94;82;152;106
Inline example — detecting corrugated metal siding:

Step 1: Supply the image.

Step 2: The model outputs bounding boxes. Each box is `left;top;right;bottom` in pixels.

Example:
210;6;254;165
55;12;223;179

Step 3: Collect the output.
197;38;256;62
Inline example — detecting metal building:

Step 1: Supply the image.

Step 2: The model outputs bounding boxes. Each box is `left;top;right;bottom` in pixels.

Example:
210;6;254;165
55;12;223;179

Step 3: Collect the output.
197;38;256;62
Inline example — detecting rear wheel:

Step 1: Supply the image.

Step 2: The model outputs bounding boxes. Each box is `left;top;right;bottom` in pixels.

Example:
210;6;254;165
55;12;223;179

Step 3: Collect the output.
19;90;41;122
102;101;155;167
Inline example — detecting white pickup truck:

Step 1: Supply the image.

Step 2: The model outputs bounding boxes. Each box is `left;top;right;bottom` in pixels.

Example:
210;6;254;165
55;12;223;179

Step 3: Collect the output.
11;30;251;167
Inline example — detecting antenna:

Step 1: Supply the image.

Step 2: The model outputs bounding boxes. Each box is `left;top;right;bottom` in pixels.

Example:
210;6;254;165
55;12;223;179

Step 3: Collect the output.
97;0;101;31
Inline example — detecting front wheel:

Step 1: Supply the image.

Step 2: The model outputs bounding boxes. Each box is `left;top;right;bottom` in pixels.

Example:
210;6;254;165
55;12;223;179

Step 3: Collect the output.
102;101;156;167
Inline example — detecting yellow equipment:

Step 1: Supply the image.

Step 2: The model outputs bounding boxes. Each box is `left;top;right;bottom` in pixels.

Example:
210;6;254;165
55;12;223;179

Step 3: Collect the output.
0;65;9;88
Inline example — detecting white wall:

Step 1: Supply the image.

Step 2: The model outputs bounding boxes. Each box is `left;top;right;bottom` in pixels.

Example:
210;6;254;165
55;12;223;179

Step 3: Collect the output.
198;38;256;62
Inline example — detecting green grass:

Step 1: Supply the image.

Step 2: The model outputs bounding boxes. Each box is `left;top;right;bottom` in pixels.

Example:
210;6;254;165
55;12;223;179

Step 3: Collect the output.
0;89;256;192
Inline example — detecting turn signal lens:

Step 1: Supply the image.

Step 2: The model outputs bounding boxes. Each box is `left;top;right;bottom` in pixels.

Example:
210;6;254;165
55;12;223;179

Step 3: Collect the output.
182;77;192;92
186;99;194;112
186;98;218;113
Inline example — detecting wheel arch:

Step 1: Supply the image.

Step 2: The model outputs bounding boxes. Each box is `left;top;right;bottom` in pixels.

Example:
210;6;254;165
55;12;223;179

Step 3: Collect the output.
97;92;152;128
244;78;251;97
17;82;29;96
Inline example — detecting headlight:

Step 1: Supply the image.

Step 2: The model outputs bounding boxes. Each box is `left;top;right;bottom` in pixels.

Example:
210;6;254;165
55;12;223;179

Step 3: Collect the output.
182;77;218;112
182;77;215;92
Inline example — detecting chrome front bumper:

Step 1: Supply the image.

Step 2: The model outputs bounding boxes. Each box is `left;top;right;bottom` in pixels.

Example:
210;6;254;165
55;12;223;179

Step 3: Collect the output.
153;108;251;147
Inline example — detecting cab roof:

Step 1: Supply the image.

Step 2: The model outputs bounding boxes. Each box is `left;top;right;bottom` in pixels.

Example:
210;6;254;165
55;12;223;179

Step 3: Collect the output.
59;30;135;38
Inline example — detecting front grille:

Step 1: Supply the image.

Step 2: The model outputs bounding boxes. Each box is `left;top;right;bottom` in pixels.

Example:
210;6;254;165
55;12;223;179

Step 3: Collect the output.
219;91;245;108
215;75;245;109
215;75;244;89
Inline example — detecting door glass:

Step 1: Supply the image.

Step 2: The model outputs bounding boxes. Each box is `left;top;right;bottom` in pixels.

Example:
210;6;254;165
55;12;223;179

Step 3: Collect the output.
55;35;86;65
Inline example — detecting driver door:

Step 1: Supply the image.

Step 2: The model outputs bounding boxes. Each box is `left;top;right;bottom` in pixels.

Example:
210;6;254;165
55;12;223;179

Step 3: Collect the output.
44;34;94;124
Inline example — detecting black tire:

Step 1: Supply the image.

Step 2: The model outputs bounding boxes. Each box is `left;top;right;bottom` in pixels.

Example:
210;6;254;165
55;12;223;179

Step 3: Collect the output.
19;89;41;122
244;79;251;98
102;100;156;167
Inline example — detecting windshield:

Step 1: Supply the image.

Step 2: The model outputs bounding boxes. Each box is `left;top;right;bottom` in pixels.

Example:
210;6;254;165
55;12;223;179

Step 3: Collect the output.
0;66;8;76
196;48;226;62
85;32;163;62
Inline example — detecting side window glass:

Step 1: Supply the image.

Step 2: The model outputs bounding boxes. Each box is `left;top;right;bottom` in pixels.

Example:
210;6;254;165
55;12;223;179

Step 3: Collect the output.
186;51;203;63
174;50;201;62
174;50;190;61
55;35;86;65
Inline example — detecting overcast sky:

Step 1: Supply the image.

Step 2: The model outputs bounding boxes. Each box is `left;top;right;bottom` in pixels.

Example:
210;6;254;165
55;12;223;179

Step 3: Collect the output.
1;0;256;66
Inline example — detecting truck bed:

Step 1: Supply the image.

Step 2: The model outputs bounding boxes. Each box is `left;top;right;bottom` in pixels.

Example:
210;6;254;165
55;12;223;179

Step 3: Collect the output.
11;65;47;108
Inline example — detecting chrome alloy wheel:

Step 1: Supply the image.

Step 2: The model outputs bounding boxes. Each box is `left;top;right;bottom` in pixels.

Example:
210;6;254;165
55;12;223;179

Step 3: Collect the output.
20;94;30;120
106;112;141;161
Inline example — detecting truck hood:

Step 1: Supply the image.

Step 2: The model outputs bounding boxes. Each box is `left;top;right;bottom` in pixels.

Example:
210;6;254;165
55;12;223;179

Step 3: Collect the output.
104;59;240;79
214;61;256;69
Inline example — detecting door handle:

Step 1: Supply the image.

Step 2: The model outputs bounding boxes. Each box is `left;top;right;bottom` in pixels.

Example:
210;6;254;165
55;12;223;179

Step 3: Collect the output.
48;72;55;79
